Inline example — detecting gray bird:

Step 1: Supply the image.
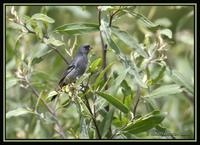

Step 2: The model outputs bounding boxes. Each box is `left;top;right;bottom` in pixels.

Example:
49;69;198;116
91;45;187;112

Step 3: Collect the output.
50;45;91;101
58;44;91;88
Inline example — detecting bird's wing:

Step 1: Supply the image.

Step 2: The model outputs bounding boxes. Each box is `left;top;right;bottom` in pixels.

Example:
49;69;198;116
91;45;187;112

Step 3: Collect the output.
58;60;76;87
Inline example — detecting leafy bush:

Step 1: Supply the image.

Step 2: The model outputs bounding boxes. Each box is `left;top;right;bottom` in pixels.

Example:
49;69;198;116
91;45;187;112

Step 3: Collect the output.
5;5;194;139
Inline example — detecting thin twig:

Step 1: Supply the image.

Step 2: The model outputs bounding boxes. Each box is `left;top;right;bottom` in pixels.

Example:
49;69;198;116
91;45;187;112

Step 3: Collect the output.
132;84;141;119
47;44;69;65
109;9;121;27
182;90;194;104
83;94;101;139
24;77;67;139
23;23;69;65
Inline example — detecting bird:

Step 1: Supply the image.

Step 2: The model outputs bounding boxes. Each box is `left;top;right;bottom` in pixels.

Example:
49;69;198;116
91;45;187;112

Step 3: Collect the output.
50;45;91;101
58;44;91;88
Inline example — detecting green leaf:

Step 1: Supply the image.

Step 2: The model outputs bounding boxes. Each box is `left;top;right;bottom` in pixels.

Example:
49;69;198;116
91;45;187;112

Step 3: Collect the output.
55;23;99;35
168;69;193;94
152;66;166;84
122;110;166;134
96;92;129;113
6;108;33;119
123;10;159;29
111;28;148;58
88;58;102;73
144;84;182;98
159;29;173;39
108;67;130;94
31;13;55;23
93;63;114;90
44;37;65;46
6;78;18;89
80;116;89;139
100;19;121;54
32;57;43;65
129;68;147;88
46;91;58;101
99;108;114;138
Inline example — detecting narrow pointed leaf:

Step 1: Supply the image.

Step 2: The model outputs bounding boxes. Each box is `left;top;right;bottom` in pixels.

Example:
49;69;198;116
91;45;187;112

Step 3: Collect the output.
124;10;159;29
168;69;193;94
31;13;55;23
144;84;182;98
88;58;102;73
122;110;166;134
129;69;147;88
93;63;114;89
111;28;148;58
6;108;33;119
96;92;129;113
55;23;99;35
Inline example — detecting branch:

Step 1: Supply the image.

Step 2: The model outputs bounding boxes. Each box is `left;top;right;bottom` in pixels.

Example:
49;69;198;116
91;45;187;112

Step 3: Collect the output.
47;44;69;65
23;23;69;65
132;84;141;119
109;9;121;27
83;94;101;139
23;77;67;139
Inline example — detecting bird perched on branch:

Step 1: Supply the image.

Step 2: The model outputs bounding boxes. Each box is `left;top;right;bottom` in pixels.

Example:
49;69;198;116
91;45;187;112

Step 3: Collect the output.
51;45;91;101
58;44;91;88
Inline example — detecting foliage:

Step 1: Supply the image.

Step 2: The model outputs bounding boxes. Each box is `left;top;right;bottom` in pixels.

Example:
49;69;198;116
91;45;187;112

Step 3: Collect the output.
5;5;194;139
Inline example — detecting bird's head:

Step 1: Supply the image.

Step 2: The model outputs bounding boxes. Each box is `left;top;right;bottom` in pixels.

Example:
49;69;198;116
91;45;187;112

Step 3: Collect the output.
78;45;91;55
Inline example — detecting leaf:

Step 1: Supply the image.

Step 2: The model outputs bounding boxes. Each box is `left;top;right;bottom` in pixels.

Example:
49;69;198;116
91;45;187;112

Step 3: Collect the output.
93;63;114;90
6;108;32;119
108;67;130;94
122;110;166;134
80;116;89;139
31;13;55;23
111;28;148;58
32;57;43;65
44;37;65;46
159;29;173;39
129;68;147;88
88;58;102;73
154;18;172;27
55;23;99;35
100;19;121;54
98;6;114;12
144;84;182;98
46;91;58;101
168;69;193;94
99;108;114;138
152;66;166;84
6;78;18;89
96;92;129;113
125;11;159;29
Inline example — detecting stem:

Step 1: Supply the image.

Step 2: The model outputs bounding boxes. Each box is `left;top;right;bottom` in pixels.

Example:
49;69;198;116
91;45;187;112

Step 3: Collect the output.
83;94;101;139
47;44;69;65
132;84;141;119
24;77;67;139
109;9;121;27
98;8;112;138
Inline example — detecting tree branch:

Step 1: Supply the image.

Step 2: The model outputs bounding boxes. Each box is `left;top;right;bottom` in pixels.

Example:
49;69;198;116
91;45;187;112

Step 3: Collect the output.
23;77;67;139
23;23;69;65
